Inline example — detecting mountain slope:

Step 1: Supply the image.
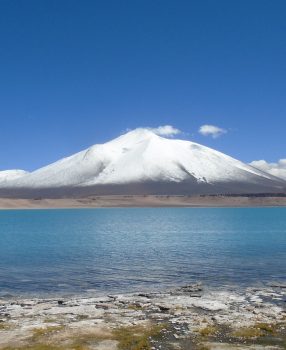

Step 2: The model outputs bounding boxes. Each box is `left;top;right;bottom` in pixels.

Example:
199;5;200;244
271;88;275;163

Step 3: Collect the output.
0;129;285;198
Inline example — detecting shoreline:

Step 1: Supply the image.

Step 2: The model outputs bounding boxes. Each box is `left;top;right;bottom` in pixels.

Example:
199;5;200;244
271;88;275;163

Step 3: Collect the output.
1;283;285;350
0;195;286;209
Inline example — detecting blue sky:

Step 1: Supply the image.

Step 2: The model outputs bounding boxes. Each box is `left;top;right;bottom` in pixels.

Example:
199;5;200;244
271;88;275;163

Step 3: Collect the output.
0;0;285;171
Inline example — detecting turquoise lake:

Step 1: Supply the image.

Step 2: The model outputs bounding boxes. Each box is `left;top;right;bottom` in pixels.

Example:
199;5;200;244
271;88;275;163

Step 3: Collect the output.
0;208;285;296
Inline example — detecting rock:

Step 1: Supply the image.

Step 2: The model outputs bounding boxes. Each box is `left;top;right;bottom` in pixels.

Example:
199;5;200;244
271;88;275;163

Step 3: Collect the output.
158;305;171;312
189;293;202;298
138;293;154;298
95;303;111;310
269;283;286;289
171;283;203;296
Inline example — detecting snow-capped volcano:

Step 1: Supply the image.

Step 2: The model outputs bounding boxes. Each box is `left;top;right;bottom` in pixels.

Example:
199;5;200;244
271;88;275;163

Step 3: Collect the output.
0;128;285;198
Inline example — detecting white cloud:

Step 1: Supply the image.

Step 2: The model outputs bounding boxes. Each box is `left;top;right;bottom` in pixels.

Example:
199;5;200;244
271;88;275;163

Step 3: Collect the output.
124;125;182;138
150;125;182;137
198;124;227;138
249;159;286;180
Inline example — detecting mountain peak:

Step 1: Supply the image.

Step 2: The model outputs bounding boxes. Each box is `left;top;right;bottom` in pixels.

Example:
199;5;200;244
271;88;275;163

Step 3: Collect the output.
116;125;182;141
115;127;160;142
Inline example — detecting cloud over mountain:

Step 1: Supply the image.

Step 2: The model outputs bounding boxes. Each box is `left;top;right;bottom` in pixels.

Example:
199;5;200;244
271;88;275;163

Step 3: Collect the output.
199;124;227;138
249;159;286;180
150;125;182;137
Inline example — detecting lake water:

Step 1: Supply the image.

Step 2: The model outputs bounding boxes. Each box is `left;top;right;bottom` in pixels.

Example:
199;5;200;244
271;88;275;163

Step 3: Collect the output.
0;208;285;297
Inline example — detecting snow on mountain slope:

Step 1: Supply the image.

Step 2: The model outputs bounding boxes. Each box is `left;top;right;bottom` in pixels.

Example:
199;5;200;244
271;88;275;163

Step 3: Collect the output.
0;170;29;184
0;128;285;197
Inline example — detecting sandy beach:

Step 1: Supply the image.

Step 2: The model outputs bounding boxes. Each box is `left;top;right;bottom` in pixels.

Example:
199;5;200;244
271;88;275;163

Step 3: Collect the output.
0;195;286;209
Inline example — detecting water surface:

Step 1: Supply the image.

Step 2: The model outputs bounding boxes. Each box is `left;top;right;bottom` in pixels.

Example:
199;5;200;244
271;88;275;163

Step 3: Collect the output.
0;208;285;296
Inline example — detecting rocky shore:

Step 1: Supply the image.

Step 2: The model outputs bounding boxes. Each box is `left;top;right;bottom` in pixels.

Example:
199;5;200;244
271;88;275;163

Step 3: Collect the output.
0;283;286;350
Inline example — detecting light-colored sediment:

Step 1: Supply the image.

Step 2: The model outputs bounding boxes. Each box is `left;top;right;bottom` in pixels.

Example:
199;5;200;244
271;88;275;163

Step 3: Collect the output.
0;284;285;349
0;195;286;209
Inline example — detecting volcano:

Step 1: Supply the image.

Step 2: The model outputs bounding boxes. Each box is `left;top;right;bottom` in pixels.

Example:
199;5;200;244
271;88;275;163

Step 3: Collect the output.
0;128;285;198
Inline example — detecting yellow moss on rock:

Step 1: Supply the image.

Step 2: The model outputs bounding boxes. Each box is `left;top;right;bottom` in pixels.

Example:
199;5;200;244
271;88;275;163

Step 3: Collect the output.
0;322;10;330
231;326;263;338
113;323;166;350
255;322;274;333
2;345;64;350
32;326;65;339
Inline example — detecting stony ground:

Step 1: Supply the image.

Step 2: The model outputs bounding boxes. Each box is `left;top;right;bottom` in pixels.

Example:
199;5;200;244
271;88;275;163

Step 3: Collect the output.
0;283;286;350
